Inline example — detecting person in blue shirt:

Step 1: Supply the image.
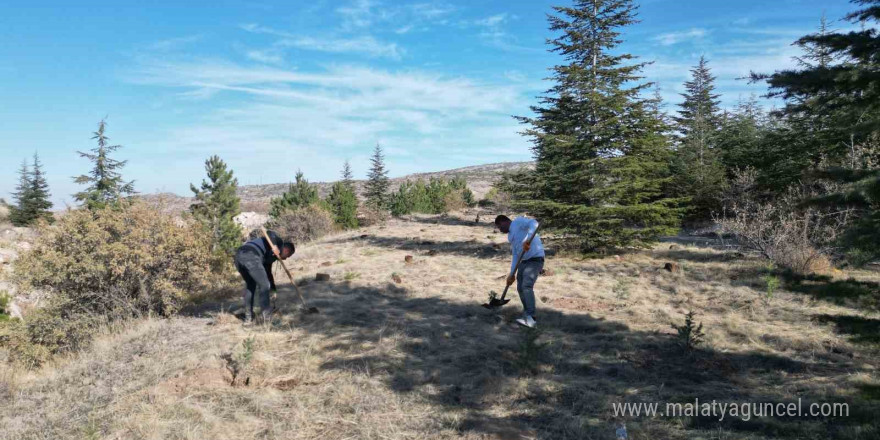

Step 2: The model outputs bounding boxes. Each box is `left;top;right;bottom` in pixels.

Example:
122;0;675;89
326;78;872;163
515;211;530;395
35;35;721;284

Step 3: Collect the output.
233;230;295;325
495;215;545;328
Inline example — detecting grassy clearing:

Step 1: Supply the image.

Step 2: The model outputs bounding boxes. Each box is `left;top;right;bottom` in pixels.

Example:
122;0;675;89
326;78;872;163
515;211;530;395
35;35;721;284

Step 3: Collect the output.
1;213;879;439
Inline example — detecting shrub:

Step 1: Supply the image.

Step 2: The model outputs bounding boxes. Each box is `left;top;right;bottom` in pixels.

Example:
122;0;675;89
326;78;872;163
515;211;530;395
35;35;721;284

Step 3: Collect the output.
327;181;359;229
442;191;467;213
268;204;336;244
390;177;472;216
716;168;849;274
14;201;220;317
0;296;103;369
269;171;319;218
358;205;389;227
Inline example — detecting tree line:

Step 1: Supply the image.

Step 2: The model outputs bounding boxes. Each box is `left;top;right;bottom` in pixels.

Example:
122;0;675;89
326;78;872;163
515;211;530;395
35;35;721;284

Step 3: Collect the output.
500;0;879;270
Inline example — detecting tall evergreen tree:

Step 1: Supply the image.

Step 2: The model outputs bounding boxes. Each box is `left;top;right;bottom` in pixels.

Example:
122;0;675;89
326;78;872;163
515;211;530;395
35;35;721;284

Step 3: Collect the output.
341;159;355;190
755;3;880;170
269;170;318;218
73;119;135;210
364;144;390;210
756;0;880;263
190;155;242;255
671;56;727;220
512;0;681;250
8;154;53;226
9;160;31;226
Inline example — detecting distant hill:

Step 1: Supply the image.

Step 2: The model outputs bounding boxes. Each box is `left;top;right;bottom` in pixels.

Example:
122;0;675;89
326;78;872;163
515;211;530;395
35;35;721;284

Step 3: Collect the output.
142;161;533;214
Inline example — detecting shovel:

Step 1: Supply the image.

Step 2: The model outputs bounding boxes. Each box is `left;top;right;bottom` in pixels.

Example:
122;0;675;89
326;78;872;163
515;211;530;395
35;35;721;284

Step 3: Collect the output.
260;227;319;314
482;224;540;309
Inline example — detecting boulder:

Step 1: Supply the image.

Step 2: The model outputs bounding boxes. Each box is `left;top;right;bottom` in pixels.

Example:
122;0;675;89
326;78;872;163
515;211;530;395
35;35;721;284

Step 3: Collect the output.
315;273;330;281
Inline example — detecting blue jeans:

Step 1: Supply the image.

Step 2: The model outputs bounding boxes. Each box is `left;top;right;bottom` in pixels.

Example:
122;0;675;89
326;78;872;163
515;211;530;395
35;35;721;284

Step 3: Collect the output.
516;257;543;318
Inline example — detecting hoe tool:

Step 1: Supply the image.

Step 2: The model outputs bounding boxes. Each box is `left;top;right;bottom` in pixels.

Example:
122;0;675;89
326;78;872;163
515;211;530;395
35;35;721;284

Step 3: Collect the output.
482;225;540;309
261;227;319;314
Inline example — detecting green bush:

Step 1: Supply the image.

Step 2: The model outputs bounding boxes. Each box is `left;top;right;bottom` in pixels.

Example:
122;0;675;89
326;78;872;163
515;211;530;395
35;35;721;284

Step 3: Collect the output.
14;201;221;317
0;300;101;369
390;177;472;216
269;171;319;218
327;181;359;229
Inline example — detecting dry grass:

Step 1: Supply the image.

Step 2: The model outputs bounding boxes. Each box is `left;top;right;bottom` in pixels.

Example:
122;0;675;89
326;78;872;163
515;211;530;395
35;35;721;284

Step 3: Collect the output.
1;213;879;439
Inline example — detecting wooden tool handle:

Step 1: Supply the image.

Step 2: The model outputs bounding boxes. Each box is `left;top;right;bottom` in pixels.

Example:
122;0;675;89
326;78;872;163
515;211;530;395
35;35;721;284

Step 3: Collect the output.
260;227;308;307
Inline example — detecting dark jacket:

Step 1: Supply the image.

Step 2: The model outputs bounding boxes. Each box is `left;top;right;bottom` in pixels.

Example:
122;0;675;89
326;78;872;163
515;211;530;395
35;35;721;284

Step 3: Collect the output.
237;230;287;290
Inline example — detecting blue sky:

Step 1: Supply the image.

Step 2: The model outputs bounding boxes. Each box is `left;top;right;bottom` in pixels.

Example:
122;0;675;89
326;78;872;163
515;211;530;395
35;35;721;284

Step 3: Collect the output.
0;0;857;206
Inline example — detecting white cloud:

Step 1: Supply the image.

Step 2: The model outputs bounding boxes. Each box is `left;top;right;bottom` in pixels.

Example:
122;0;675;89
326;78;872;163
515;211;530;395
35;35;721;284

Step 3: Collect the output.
241;22;403;60
277;36;403;59
147;34;203;51
126;59;533;181
245;49;283;64
652;28;709;46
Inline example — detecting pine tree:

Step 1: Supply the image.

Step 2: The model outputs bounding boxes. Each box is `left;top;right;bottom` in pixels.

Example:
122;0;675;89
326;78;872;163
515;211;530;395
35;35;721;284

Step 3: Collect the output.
364;144;390;210
341;159;355;190
755;1;880;263
190;155;242;255
269;170;319;218
513;0;681;250
73;119;135;210
9;160;31;226
755;4;880;170
327;181;359;229
671;56;727;220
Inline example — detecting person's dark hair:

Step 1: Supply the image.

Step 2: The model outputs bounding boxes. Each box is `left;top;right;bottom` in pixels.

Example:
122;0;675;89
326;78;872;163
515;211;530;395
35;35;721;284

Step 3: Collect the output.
494;215;511;225
281;242;296;255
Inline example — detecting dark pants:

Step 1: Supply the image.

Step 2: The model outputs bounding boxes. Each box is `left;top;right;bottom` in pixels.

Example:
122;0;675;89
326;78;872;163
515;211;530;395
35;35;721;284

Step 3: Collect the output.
234;249;271;317
517;257;543;318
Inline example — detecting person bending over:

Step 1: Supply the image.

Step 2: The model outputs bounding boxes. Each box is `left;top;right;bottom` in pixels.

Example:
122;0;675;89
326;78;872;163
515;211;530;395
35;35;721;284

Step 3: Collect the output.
234;230;294;324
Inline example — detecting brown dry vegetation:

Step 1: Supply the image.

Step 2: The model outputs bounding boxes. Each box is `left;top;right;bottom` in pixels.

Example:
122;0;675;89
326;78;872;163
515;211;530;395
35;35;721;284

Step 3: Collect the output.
1;213;879;439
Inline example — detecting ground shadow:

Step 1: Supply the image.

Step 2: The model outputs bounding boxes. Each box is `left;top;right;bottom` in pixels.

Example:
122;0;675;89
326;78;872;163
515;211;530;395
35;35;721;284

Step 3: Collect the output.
325;234;509;260
200;278;880;439
653;248;746;264
784;273;880;311
406;214;493;228
815;314;880;345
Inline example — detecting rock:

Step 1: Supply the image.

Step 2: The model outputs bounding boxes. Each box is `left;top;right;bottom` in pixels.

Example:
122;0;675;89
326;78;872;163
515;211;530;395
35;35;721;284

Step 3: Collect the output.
233;212;270;230
540;268;554;276
426;250;438;256
321;261;332;267
405;255;414;264
669;244;680;250
613;255;621;261
392;274;403;284
420;229;427;232
315;273;330;281
664;262;680;273
360;234;369;239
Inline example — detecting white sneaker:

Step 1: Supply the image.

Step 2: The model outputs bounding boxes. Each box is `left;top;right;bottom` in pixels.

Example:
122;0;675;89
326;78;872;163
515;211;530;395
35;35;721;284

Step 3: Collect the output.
516;315;537;328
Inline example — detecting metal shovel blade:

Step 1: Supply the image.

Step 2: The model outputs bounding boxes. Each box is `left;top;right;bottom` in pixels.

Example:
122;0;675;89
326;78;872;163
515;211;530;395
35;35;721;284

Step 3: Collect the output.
482;298;511;309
